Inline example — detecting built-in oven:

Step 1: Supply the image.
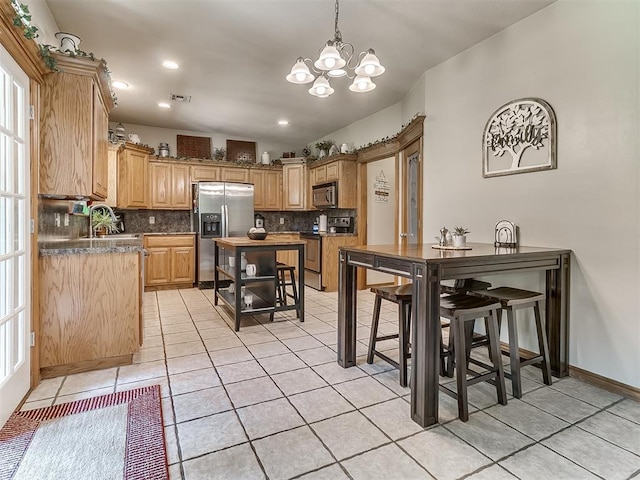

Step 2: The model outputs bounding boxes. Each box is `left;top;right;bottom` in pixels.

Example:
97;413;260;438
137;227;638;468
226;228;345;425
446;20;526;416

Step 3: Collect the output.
300;233;322;290
312;182;338;209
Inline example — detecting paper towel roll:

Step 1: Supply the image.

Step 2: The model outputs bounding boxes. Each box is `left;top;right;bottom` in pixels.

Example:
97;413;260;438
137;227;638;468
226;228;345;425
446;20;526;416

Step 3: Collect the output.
319;214;328;232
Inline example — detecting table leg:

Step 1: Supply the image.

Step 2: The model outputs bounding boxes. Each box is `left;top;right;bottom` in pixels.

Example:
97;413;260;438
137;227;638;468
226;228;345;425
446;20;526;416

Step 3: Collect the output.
410;262;440;427
214;243;219;306
337;250;357;368
297;245;305;323
546;252;571;377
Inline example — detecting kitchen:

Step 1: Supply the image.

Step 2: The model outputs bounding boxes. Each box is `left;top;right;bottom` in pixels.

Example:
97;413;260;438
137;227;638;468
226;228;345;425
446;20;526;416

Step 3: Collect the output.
1;1;639;479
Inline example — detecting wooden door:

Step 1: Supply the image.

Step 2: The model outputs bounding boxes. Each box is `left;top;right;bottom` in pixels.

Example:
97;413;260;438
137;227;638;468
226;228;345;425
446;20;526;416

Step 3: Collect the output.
222;167;249;183
145;247;170;286
149;162;171;209
92;84;108;199
191;165;220;181
171;164;191;209
118;148;148;208
263;170;282;210
400;139;423;247
313;165;327;185
250;169;266;209
171;247;195;283
326;162;339;181
283;164;306;210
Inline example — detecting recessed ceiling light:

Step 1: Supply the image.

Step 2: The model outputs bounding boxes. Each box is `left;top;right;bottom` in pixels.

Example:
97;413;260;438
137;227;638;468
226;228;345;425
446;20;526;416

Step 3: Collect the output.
162;60;179;70
278;120;289;125
112;80;129;89
158;102;172;109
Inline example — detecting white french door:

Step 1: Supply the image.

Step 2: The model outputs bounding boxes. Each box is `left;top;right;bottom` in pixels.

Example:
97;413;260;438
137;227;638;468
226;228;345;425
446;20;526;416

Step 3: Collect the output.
0;44;31;428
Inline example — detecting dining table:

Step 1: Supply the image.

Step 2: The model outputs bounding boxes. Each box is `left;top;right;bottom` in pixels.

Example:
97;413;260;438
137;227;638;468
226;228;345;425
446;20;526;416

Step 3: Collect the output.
337;242;571;427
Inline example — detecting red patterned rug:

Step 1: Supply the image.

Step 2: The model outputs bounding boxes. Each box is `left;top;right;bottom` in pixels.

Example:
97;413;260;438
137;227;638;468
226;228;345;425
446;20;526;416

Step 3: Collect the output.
0;385;168;480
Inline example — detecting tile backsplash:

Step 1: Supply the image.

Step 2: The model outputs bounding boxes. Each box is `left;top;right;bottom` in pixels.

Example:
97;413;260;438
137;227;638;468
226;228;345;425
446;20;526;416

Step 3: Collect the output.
257;209;356;233
124;210;192;233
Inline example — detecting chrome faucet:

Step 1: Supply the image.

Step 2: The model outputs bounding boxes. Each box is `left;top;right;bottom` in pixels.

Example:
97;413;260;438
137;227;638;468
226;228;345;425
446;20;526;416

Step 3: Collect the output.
88;203;118;238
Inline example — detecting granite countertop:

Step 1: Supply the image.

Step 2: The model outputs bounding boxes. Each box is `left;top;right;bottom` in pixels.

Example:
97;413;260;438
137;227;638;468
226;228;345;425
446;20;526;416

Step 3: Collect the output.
268;231;357;237
142;232;196;236
39;236;144;256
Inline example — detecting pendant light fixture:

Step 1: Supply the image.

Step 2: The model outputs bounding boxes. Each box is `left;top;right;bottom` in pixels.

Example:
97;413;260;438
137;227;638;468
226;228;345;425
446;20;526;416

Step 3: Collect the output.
285;0;385;98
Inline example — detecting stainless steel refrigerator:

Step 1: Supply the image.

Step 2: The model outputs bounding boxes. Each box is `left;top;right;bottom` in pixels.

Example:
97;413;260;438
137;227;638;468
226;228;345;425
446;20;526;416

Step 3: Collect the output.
192;182;254;287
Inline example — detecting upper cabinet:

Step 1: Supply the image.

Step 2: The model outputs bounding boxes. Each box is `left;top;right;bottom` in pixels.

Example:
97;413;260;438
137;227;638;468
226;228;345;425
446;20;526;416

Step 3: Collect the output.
308;155;358;208
118;143;153;209
40;53;114;199
149;161;190;210
221;167;249;183
282;163;308;210
251;169;282;211
191;165;220;182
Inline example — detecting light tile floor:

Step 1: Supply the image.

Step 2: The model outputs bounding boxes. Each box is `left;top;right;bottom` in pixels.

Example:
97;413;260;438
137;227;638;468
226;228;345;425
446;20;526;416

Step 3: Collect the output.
22;287;640;480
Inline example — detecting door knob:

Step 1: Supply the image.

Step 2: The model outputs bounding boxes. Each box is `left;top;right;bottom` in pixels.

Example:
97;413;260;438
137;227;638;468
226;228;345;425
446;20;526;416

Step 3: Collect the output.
400;233;408;238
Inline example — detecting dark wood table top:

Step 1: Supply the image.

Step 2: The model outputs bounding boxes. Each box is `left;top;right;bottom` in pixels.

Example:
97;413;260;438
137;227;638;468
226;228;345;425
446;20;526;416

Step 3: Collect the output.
341;242;571;263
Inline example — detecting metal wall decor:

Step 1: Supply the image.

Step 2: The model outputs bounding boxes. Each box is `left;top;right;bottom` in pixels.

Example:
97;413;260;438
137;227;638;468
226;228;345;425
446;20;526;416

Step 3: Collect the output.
494;220;518;248
483;98;556;178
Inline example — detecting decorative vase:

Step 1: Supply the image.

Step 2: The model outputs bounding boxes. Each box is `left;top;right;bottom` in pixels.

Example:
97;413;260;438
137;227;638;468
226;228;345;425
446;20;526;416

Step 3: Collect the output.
55;32;81;52
261;152;270;165
452;235;467;248
318;149;327;158
240;253;247;271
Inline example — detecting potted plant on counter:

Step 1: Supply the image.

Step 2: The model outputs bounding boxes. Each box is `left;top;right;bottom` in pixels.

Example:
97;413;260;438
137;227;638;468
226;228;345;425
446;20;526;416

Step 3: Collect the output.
91;209;120;237
452;226;470;248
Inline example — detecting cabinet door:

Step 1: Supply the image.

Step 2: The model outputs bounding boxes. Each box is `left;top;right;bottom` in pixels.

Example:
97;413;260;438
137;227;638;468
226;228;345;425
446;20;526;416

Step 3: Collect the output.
118;148;148;208
149;162;172;209
283;164;306;210
222;167;249;183
171;247;195;283
313;165;327;185
250;169;266;209
105;145;120;207
145;247;171;286
92;85;108;199
264;170;283;210
191;165;220;181
171;164;191;209
326;162;339;181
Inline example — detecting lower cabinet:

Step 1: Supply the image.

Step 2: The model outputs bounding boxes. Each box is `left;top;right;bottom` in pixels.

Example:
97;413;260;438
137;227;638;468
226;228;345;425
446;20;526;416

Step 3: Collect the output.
39;252;141;377
144;234;196;288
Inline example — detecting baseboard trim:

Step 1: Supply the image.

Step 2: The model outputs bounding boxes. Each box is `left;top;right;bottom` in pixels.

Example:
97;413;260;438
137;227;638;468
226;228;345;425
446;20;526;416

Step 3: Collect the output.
569;365;640;402
144;283;194;292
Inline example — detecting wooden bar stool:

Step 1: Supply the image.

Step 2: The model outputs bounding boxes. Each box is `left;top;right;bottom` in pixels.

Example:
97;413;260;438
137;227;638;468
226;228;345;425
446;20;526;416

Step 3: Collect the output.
475;287;552;398
269;262;299;321
367;284;413;387
439;293;508;422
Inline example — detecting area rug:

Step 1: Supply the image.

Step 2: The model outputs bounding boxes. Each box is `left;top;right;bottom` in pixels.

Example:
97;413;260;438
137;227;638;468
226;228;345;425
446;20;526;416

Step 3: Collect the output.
0;385;168;480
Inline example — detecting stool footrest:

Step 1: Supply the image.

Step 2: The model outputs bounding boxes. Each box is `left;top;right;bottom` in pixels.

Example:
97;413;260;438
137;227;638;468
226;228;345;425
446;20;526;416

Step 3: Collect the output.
372;351;400;370
375;334;400;342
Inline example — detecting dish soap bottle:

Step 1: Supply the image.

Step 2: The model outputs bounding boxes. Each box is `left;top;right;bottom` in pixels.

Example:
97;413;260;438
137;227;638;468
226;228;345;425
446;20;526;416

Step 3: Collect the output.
312;218;319;234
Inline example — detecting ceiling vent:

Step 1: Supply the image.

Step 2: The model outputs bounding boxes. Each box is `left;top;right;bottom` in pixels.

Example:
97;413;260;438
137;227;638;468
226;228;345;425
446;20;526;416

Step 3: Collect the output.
170;94;192;103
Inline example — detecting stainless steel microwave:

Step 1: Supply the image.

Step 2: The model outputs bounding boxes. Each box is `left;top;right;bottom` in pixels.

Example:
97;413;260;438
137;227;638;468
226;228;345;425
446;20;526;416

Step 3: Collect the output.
312;182;338;209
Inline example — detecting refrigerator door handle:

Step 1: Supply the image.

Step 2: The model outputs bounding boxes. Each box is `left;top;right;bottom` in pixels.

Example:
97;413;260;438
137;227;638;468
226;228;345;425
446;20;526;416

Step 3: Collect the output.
223;204;229;237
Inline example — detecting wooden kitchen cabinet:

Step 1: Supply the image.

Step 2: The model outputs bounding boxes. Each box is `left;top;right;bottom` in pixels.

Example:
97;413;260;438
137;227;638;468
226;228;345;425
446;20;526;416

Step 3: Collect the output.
191;165;220;181
144;235;195;288
251;168;283;211
308;156;357;208
118;143;153;209
321;235;360;292
222;167;250;183
40;53;114;199
282;163;308;210
149;161;191;209
105;143;122;207
39;251;141;377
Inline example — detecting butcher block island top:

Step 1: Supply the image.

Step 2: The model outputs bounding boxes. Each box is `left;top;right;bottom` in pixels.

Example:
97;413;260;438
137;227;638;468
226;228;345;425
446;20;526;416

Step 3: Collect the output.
214;237;306;248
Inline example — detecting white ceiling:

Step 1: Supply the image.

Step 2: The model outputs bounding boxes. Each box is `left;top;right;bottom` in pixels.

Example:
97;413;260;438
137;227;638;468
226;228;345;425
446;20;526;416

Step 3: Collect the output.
44;0;554;147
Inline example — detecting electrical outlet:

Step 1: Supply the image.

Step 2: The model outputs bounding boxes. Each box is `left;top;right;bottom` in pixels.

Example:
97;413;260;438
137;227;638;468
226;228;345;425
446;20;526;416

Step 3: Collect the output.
149;216;155;225
54;213;61;227
64;213;69;227
279;217;285;225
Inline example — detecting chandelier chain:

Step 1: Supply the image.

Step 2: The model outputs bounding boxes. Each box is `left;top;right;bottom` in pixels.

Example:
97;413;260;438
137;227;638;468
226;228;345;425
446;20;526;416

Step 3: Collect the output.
334;0;342;43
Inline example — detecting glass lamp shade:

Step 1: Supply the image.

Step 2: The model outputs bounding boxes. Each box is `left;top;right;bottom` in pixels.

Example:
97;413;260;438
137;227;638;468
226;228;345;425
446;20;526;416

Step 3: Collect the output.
314;43;346;71
286;58;315;84
348;75;376;93
309;76;335;98
354;49;385;77
328;68;347;78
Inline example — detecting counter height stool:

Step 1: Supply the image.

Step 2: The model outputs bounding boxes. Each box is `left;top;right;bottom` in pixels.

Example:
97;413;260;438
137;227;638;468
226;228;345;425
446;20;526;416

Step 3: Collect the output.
269;262;299;322
367;284;413;387
475;287;552;398
439;293;508;422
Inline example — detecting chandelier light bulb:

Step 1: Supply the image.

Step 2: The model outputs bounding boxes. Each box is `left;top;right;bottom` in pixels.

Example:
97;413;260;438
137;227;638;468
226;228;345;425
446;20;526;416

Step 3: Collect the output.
365;64;375;75
286;57;315;84
314;42;346;71
349;75;375;93
309;76;335;98
354;49;385;77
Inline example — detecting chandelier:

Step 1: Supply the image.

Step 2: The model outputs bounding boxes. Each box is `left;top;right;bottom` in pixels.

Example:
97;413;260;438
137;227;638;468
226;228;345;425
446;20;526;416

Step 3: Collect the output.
285;0;385;98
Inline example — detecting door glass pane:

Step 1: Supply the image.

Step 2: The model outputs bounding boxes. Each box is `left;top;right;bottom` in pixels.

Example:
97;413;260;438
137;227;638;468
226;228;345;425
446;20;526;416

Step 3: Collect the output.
407;152;420;245
0;258;10;317
15;140;25;195
0;196;9;255
13;80;24;139
0;67;8;129
0;133;9;192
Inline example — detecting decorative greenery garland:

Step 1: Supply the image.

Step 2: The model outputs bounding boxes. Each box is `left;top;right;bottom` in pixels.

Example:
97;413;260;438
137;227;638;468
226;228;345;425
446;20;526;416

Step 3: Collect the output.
11;1;118;105
354;112;423;153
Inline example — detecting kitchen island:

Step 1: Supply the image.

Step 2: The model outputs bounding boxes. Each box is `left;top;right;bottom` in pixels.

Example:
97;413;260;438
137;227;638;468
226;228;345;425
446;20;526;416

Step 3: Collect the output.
214;237;305;331
39;236;144;378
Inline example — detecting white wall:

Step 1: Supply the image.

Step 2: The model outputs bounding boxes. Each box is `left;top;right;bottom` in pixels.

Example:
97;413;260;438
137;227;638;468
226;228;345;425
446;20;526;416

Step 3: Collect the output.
24;0;59;46
109;122;293;162
422;1;639;387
